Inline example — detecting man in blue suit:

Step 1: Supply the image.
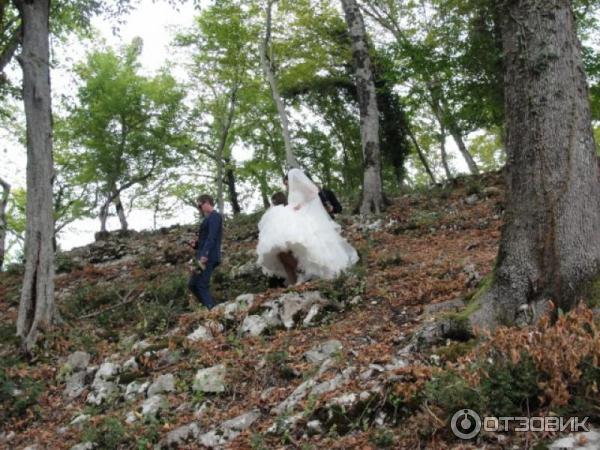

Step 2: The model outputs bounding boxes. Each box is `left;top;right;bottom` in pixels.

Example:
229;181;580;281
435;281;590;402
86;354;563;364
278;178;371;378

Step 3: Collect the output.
188;194;222;309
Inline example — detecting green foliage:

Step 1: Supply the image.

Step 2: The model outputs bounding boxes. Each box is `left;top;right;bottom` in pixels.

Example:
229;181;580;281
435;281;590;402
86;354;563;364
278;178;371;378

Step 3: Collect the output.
0;367;45;422
557;356;600;421
408;210;442;229
135;418;162;448
427;353;542;419
137;274;189;334
4;188;26;260
434;340;478;363
250;432;268;450
55;253;82;273
0;323;19;348
81;416;129;448
583;272;600;309
60;39;189;227
4;262;24;276
425;370;481;414
369;427;396;448
63;284;120;318
479;353;541;417
468;129;505;171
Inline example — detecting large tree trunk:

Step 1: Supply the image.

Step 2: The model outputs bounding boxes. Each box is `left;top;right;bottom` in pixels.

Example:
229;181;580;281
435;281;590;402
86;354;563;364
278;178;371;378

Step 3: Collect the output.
341;0;384;214
260;0;298;169
0;176;10;270
471;0;600;329
15;0;55;354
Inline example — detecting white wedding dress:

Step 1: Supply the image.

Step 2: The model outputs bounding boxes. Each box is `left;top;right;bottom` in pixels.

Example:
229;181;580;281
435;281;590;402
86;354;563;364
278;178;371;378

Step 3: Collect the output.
256;169;359;282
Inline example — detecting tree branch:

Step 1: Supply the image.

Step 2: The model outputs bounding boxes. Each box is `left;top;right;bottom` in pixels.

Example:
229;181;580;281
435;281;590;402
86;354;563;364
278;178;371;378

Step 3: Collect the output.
0;24;21;74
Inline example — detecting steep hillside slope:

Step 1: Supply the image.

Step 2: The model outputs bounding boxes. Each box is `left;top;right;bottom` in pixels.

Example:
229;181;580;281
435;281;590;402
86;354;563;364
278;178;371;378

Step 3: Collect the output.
1;173;598;450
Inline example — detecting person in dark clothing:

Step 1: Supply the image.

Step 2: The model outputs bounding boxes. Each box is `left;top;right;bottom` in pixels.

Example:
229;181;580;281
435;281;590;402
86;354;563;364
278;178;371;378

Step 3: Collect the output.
188;194;222;309
283;173;342;219
318;188;342;218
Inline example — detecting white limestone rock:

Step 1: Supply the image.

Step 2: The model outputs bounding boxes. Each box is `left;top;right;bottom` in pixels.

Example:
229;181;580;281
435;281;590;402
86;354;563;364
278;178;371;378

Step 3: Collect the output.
192;365;226;393
147;374;176;397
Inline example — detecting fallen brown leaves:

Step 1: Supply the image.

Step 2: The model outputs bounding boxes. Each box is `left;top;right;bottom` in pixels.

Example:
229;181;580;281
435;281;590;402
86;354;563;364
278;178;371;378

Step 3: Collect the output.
2;173;556;450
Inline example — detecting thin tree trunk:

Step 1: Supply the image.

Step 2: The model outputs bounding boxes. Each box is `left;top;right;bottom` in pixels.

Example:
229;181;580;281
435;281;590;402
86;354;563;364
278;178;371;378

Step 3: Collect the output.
0;176;10;270
256;170;270;209
447;122;479;175
471;0;600;329
99;200;109;233
14;0;55;354
96;170;155;233
439;125;452;180
406;126;436;185
224;159;241;215
216;84;239;213
429;92;479;175
260;0;298;169
341;0;383;214
114;192;128;231
361;3;479;178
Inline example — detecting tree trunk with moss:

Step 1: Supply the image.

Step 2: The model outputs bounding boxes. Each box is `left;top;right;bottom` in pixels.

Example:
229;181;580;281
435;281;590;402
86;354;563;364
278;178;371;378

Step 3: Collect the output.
471;0;600;329
341;0;384;214
15;0;56;353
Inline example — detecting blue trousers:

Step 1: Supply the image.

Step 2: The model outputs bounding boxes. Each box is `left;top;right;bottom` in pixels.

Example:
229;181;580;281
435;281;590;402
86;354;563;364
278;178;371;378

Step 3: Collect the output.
188;261;218;309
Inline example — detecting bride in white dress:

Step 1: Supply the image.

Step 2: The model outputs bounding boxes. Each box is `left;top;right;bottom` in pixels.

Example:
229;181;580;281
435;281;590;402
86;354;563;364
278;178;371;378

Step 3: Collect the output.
256;168;359;284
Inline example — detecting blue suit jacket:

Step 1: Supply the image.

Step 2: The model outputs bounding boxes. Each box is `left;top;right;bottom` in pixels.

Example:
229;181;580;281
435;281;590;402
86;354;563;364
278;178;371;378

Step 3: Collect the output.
196;211;222;263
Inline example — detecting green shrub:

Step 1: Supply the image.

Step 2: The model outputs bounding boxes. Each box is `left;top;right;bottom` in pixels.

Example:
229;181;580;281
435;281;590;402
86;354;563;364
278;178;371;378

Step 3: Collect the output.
465;179;483;196
0;323;19;348
369;427;396;448
557;356;600;421
426;353;541;419
82;416;129;448
0;368;45;421
134;274;189;334
479;353;541;417
63;284;120;317
55;253;82;273
425;370;481;414
5;262;24;275
146;273;188;304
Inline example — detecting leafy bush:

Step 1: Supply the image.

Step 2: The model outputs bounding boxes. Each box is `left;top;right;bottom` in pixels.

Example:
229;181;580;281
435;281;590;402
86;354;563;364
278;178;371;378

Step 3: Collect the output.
369;427;396;448
145;273;188;304
4;262;24;275
0;368;45;421
137;274;189;334
82;416;129;448
63;284;121;317
55;253;82;273
427;304;599;421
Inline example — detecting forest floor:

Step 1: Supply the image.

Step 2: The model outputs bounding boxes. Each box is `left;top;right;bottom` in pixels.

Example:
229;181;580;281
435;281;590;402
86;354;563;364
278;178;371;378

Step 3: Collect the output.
0;171;598;450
